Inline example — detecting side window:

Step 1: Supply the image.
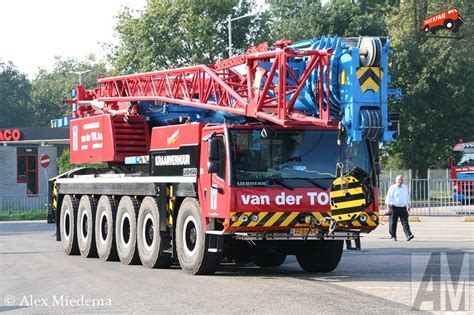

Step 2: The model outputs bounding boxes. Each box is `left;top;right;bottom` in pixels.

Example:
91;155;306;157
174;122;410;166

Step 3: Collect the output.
17;155;27;182
217;136;226;180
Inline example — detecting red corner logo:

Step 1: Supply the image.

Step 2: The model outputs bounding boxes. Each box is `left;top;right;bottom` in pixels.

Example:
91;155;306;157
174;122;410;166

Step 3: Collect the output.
421;8;464;34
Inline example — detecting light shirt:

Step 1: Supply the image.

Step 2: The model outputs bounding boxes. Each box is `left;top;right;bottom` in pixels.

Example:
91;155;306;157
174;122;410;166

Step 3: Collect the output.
386;184;411;207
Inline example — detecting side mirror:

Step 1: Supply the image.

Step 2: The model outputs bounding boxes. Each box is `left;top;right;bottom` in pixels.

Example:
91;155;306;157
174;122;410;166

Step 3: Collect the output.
208;161;219;174
208;137;220;161
447;156;453;167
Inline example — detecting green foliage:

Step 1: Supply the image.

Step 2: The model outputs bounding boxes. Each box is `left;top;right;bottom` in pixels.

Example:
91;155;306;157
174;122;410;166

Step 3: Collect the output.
386;0;474;173
110;0;265;73
0;209;47;221
58;149;107;174
0;62;33;127
29;56;107;127
266;0;392;42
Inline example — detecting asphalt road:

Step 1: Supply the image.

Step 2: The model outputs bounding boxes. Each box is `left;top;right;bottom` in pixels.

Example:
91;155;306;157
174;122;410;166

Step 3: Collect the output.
1;217;473;314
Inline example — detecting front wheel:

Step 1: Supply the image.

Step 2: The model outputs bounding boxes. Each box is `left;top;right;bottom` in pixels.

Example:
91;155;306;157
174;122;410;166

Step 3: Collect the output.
176;198;221;275
296;240;343;272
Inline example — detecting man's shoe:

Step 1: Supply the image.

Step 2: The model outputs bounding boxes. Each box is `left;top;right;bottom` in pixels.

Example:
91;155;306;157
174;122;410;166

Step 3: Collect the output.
407;235;414;241
391;235;397;241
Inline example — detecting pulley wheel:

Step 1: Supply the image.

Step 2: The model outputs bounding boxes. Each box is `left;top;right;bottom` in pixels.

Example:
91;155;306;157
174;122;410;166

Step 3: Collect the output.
359;37;382;67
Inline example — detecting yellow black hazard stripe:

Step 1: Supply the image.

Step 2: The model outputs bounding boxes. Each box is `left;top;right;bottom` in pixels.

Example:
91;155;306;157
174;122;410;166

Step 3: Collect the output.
357;67;383;92
314;211;379;227
330;175;367;222
51;184;58;211
230;211;303;228
229;211;378;228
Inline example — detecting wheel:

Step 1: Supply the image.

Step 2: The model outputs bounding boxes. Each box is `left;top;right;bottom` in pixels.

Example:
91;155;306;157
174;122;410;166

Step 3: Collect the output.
95;196;119;261
77;195;98;258
423;26;429;33
176;198;221;275
59;195;79;255
445;19;454;30
253;249;286;267
115;196;140;265
296;240;343;272
137;197;172;268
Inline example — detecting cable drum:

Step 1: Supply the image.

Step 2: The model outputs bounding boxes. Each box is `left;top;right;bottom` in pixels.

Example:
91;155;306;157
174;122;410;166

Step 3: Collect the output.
360;108;383;140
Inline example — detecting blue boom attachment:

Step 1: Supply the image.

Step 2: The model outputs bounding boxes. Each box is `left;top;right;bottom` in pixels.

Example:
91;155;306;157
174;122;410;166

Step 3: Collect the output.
292;36;396;144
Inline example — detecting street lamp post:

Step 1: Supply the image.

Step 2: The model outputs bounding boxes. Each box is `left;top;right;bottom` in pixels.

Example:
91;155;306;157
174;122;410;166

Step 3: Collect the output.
70;69;91;85
227;10;260;57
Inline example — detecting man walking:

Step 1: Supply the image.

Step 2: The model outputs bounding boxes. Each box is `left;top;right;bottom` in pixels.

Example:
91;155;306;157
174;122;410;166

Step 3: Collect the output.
386;175;414;241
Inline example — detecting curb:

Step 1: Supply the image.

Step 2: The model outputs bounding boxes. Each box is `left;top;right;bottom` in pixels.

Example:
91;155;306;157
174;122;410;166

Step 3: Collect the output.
463;216;474;222
380;216;421;223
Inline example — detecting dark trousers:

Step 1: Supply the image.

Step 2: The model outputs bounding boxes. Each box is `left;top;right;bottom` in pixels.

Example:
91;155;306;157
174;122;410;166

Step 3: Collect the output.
389;206;412;238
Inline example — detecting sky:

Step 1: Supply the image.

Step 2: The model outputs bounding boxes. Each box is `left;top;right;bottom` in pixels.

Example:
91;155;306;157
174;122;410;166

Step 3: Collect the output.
0;0;148;79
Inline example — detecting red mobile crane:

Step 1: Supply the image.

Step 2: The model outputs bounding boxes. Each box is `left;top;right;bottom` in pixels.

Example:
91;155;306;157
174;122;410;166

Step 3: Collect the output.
51;37;395;274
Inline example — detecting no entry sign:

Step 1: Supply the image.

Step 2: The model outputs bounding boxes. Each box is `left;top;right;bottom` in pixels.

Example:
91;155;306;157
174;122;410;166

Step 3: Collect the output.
40;154;51;168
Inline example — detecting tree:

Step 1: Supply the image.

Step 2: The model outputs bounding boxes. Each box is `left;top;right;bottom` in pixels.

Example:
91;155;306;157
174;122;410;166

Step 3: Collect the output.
29;55;107;127
110;0;265;74
386;0;474;174
0;62;33;128
267;0;394;43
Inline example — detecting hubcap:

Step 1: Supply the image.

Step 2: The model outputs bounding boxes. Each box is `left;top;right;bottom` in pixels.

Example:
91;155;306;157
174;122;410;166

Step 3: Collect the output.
145;218;154;247
82;212;88;239
183;216;198;256
100;214;108;242
121;214;131;247
64;211;70;238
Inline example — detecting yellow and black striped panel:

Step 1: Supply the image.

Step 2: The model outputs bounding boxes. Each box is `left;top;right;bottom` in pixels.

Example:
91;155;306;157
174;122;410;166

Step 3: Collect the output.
357;67;383;92
229;211;378;228
352;212;379;227
330;176;367;222
51;184;58;211
230;211;329;228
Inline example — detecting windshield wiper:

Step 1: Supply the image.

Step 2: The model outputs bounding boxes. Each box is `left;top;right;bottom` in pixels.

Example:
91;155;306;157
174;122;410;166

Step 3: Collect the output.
268;178;294;190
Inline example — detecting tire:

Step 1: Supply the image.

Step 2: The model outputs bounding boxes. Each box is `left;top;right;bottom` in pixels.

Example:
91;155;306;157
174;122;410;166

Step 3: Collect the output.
115;196;140;265
253;249;286;267
95;196;119;261
176;198;221;275
423;26;429;33
137;197;172;268
296;240;343;272
77;195;98;258
60;195;79;255
445;19;454;30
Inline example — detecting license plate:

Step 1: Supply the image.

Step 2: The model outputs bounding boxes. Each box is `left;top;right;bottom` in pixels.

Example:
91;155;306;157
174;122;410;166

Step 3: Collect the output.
291;228;319;236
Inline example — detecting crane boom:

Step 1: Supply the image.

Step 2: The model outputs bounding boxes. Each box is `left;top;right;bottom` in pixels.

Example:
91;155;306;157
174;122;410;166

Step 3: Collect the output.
71;42;335;128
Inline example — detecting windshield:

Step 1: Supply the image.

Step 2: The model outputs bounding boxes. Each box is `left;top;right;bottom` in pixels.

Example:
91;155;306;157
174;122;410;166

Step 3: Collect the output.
229;129;371;186
452;151;474;166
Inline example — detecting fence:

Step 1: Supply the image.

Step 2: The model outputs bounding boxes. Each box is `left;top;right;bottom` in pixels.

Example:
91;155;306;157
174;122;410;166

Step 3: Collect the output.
379;178;473;216
0;195;48;212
